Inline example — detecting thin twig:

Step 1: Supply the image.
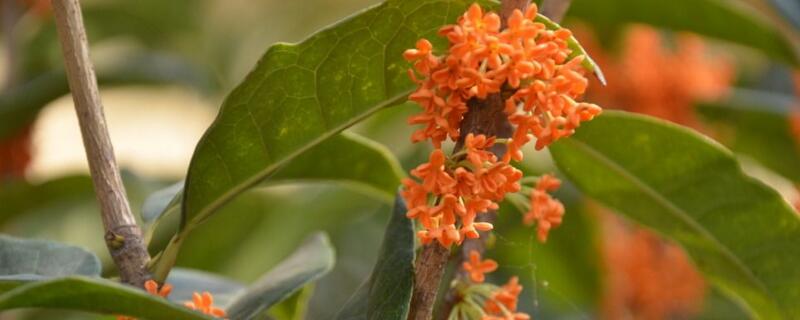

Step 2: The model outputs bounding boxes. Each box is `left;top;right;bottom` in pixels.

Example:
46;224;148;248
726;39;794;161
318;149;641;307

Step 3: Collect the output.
539;0;573;23
50;0;150;287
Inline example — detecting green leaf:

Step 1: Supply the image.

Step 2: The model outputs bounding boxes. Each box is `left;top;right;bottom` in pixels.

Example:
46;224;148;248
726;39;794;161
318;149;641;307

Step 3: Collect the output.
569;0;799;65
142;182;185;226
0;52;210;139
143;132;403;228
171;186;382;281
267;285;314;320
180;0;602;235
265;132;405;201
0;277;211;319
0;236;101;293
696;93;800;183
549;111;800;319
165;268;245;308
334;193;415;320
225;232;335;320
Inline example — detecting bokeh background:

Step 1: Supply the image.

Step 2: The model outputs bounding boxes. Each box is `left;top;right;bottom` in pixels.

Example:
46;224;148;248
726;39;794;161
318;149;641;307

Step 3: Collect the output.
2;0;800;319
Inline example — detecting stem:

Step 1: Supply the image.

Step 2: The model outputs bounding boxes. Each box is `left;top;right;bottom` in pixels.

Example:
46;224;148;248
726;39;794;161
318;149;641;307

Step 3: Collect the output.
50;0;151;287
539;0;573;23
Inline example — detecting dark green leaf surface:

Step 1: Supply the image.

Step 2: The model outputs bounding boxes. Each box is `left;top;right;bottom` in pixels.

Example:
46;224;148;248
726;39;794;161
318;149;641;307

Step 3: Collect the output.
165;268;245;308
550;111;800;319
0;236;101;293
569;0;799;65
225;232;335;320
265;132;404;201
180;0;602;233
334;193;415;320
143;132;403;227
0;277;211;320
171;186;382;281
697;98;800;183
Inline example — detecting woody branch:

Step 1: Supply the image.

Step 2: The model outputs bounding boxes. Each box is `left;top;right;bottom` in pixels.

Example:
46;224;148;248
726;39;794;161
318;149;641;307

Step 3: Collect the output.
50;0;151;287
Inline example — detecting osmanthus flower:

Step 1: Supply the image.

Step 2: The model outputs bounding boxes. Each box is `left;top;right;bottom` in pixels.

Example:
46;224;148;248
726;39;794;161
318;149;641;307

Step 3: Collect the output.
116;280;173;320
401;2;600;247
115;281;226;320
523;174;565;242
447;275;530;320
463;250;498;283
601;216;706;319
576;24;732;129
482;277;528;320
185;291;227;318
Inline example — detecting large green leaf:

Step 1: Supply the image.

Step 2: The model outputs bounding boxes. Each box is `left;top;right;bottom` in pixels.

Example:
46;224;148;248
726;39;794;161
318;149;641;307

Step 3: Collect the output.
549;111;800;319
0;236;101;293
225;232;335;320
179;0;602;235
335;193;415;320
0;277;211;319
142;132;403;227
569;0;799;65
696;94;800;183
265;132;404;201
168;186;382;282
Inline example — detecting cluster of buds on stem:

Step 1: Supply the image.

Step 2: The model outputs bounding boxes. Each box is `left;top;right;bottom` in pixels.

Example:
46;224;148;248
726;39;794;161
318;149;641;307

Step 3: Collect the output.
450;251;529;320
401;3;601;247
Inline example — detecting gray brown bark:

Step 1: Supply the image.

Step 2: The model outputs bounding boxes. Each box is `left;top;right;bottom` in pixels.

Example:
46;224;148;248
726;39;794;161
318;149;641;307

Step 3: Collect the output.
50;0;150;287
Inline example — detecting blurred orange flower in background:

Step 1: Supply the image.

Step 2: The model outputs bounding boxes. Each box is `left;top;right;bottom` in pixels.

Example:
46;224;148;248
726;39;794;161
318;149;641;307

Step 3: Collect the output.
573;25;731;319
0;126;32;179
601;214;706;320
580;25;733;129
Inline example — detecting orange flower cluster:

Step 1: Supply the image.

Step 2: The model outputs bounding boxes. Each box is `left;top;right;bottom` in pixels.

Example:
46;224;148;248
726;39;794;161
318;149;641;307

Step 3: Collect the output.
116;280;226;320
463;250;498;283
577;25;732;128
523;174;564;242
601;214;705;320
402;140;520;246
402;3;598;247
482;277;529;320
185;292;227;318
404;3;600;151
